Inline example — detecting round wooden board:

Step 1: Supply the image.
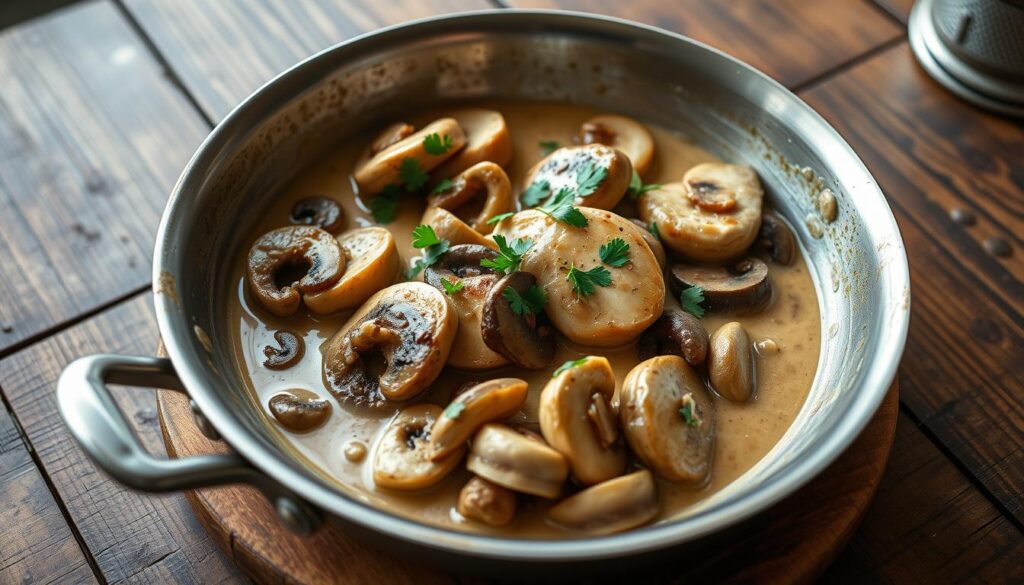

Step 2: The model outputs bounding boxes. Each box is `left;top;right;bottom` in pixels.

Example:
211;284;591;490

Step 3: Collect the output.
157;382;898;585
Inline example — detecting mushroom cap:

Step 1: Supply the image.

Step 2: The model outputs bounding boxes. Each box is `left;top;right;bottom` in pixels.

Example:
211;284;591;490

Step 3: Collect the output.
304;226;400;315
427;161;514;235
289;196;346;233
373;404;465;490
457;476;517;527
430;108;513;184
628;218;667;270
429;377;528;461
420;206;498;250
754;211;796;265
321;282;458;407
494;208;664;347
354;118;466;196
523;144;633;210
578;114;655;176
480;271;556;370
466;423;569;498
268;390;332;432
637;164;763;263
246;225;345;317
262;330;305;370
539;356;626;486
546;470;660;535
708;322;755;402
669;257;772;313
620;356;716;484
636;309;709;366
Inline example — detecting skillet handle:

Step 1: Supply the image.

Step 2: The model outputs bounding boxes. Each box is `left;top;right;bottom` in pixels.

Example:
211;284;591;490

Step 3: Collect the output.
57;354;322;533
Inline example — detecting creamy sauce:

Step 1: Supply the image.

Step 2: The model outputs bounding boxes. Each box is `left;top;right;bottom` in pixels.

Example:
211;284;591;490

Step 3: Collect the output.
228;101;820;537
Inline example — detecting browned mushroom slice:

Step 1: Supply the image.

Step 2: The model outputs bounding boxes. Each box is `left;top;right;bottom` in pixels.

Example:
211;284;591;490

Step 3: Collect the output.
577;114;655;176
466;423;569;498
522;144;633;210
304;227;400;315
457;476;517;527
708;322;755;402
263;330;305;370
481;272;555;370
629;218;667;270
373;404;465;490
354;118;466;196
268;390;331;432
669;257;772;313
621;356;716;484
429;377;528;461
367;122;415;157
754;211;796;265
427;162;514;235
636;309;709;366
321;282;457;408
547;470;659;534
289;196;346;233
246;226;345;317
421;207;498;250
430;109;513;182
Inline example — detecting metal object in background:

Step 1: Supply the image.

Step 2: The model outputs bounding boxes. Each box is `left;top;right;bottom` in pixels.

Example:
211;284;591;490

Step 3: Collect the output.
910;0;1024;116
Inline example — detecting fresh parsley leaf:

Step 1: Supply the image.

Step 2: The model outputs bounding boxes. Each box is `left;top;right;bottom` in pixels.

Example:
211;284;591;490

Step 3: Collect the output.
370;184;402;224
679;395;700;427
407;225;449;278
444;401;466;419
521;180;551;207
538;140;559;156
649;221;660;241
679;285;706;319
399;157;429;191
503;284;547;316
486;212;514;225
430;178;455;195
538;187;588;228
440;278;464;295
575;160;608;197
565;263;612;297
626;170;661;200
598;238;630;267
423;133;453;155
552;357;588;377
479;235;533;275
411;224;442;248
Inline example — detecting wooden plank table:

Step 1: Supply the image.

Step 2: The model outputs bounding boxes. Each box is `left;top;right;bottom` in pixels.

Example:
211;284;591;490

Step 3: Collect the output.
0;0;1020;583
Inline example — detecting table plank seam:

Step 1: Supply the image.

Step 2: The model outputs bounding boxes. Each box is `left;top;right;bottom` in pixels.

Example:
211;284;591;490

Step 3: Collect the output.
862;0;908;28
791;36;906;94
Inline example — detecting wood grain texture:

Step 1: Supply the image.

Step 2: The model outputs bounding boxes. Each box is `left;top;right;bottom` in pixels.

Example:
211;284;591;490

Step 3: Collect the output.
822;413;1024;584
0;404;97;585
801;43;1024;525
0;0;208;355
872;0;915;22
0;294;243;584
505;0;904;88
122;0;494;122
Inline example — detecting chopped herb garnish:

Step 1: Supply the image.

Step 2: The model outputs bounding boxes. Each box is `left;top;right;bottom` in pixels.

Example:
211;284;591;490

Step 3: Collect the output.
480;235;533;275
538;187;588;228
598;237;630;267
503;284;547;316
440;278;464;295
370;184;402;224
407;225;450;278
399;157;429;191
521;180;551;207
679;285;706;319
575;160;608;197
538;140;559;156
565;263;612;297
430;178;455;195
486;212;514;225
552;357;588;377
679;394;700;427
649;221;661;241
444;401;466;420
626;170;661;200
423;133;454;155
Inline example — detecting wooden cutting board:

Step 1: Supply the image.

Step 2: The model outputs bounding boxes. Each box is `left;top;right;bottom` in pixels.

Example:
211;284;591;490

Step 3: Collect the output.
157;382;898;584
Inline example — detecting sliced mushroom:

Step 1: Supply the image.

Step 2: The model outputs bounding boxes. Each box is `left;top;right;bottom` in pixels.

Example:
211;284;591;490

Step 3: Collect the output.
466;423;569;498
708;322;755;402
247;226;345;317
423;245;509;370
458;476;517;527
321;282;458;408
373;404;464;490
670;257;772;313
620;356;716;484
430;109;513;182
636;309;709;366
546;470;659;535
522;144;633;210
481;271;555;370
366;122;415;157
754;211;796;265
263;330;305;370
429;378;528;461
539;356;626;485
577;114;655;176
421;207;498;250
493;208;664;347
268;390;331;432
354;118;466;196
629;218;667;270
304;227;401;314
427;162;514;235
289;196;346;233
638;163;764;263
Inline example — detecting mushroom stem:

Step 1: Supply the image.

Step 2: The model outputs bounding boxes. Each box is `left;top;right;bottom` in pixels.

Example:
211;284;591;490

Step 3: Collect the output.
587;393;618;449
349;321;402;352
